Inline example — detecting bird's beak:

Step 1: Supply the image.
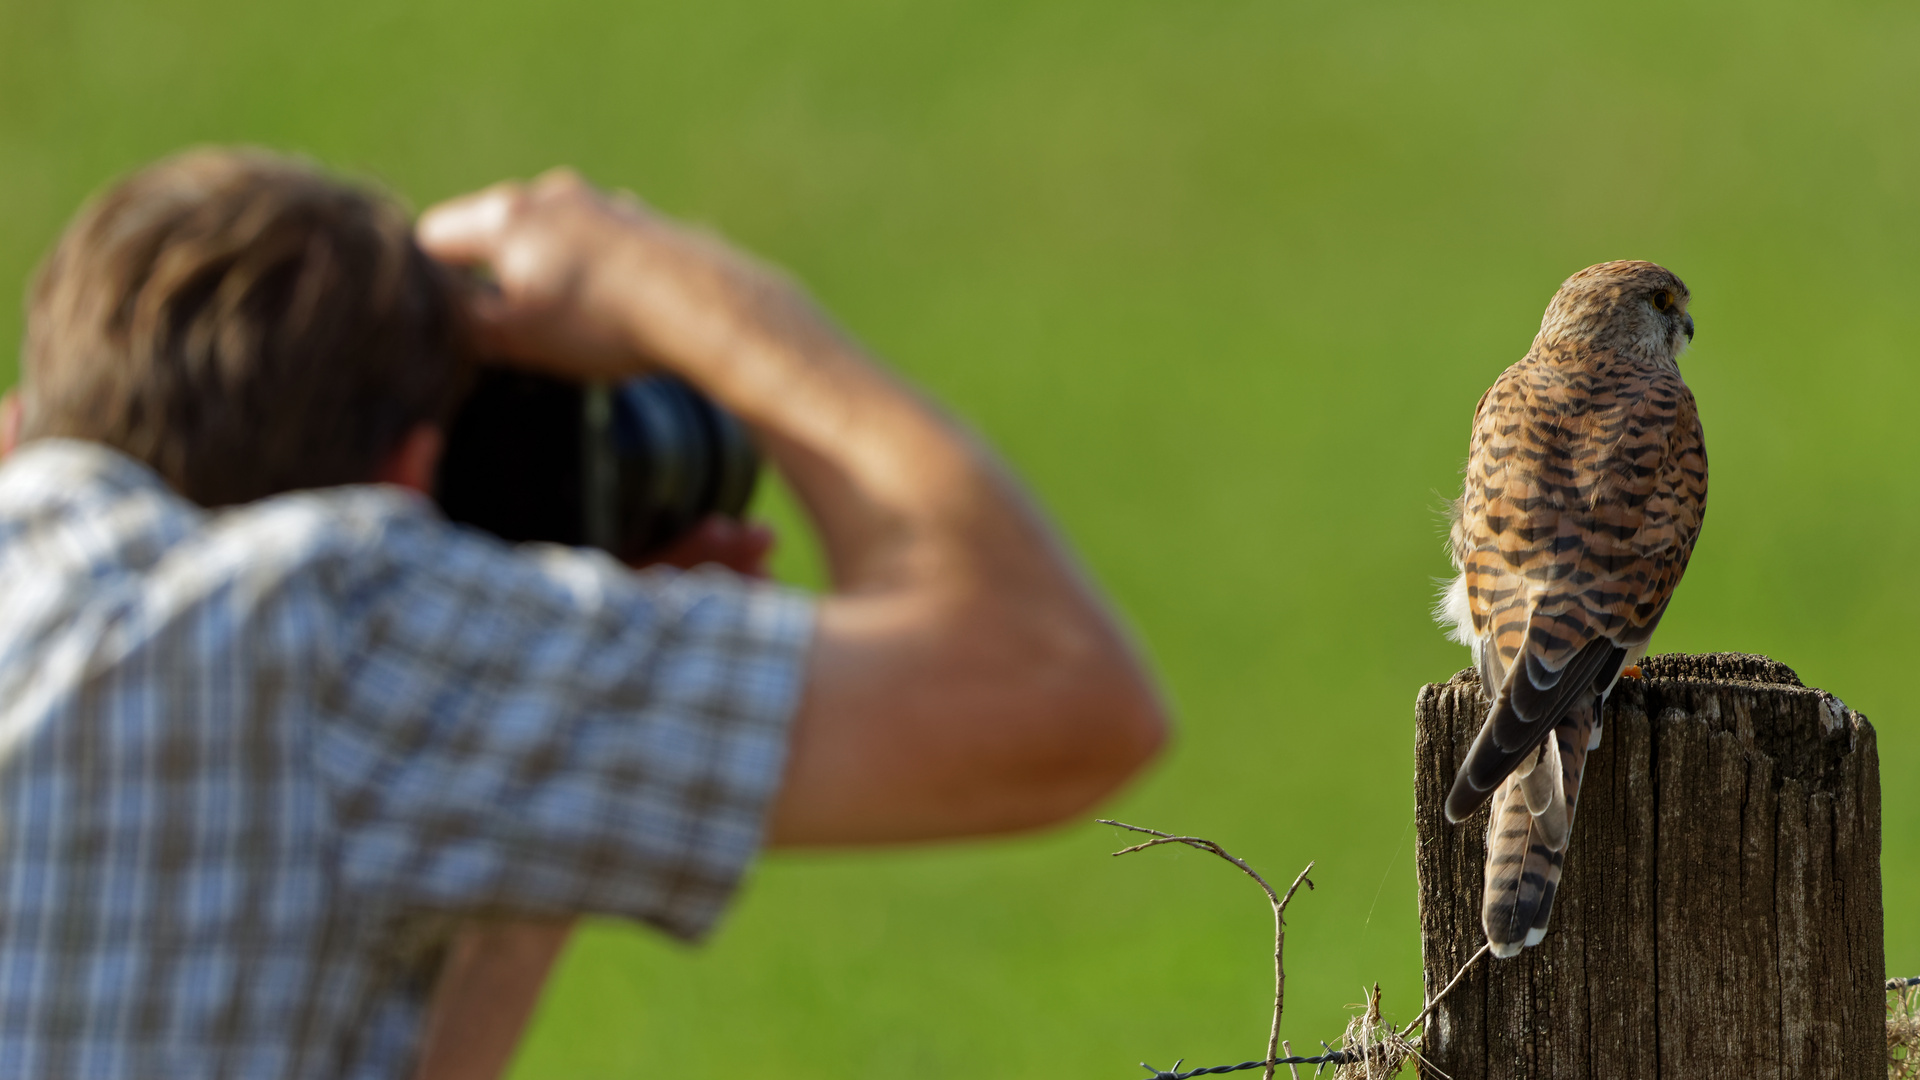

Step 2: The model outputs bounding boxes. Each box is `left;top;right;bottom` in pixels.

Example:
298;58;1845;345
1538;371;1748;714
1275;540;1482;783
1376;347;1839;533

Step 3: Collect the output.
1682;313;1695;341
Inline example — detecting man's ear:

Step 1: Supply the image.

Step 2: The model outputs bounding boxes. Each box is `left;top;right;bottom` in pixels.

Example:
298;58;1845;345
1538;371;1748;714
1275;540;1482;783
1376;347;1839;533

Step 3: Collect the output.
1;392;22;459
374;423;445;495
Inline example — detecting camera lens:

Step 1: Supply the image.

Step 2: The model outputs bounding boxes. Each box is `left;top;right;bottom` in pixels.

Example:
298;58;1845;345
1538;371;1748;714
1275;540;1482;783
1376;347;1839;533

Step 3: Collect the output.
436;368;760;560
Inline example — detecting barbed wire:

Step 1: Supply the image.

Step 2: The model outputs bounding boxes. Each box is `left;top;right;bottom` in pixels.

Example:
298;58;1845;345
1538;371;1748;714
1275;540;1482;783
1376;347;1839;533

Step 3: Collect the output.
1892;976;1920;990
1138;1044;1357;1079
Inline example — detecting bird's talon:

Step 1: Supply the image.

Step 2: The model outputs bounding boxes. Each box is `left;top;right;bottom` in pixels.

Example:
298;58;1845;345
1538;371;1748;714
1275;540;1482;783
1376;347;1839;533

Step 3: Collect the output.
1621;665;1643;680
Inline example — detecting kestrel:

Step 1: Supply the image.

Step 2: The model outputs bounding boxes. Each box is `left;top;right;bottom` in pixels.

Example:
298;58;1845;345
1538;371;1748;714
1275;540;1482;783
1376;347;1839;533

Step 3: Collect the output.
1436;260;1707;957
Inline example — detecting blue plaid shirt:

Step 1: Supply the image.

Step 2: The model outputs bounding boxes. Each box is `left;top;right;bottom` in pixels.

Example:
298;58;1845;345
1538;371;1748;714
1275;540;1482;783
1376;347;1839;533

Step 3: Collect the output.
0;440;814;1079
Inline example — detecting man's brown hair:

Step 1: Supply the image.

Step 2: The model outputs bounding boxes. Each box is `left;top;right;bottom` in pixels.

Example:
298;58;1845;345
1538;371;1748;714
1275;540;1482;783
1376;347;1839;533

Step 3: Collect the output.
22;149;468;506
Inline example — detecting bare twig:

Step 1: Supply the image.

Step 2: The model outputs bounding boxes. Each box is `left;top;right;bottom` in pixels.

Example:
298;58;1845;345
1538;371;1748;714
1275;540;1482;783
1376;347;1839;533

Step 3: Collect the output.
1395;942;1491;1039
1099;820;1314;1080
1268;864;1316;1076
1102;820;1452;1079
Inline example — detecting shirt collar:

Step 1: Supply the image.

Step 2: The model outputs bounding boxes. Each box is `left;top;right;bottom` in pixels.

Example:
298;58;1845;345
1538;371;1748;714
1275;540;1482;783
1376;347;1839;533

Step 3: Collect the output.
0;439;439;517
0;438;176;502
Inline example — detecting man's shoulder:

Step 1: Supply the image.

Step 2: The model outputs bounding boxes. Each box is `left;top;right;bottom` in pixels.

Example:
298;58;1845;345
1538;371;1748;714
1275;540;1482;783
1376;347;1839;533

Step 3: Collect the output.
0;439;491;605
0;437;813;650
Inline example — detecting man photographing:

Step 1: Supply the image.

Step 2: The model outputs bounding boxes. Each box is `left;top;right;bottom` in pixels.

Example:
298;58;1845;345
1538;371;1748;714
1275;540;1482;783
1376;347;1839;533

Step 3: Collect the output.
0;150;1167;1078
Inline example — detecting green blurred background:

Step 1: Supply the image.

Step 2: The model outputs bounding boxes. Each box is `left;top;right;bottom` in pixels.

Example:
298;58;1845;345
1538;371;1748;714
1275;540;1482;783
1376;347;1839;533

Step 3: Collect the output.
3;0;1916;1074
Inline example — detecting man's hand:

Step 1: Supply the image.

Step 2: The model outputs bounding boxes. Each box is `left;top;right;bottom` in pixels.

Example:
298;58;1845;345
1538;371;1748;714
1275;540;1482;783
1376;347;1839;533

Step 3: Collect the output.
643;516;775;579
417;170;655;378
418;170;835;388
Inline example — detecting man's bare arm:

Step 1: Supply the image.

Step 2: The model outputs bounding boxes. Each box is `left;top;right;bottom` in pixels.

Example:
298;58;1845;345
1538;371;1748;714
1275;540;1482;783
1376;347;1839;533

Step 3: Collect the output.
418;170;1168;845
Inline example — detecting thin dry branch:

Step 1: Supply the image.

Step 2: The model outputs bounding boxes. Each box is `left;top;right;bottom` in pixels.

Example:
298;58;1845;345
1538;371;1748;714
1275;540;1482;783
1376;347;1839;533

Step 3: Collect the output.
1396;942;1490;1040
1099;820;1314;1080
1267;864;1316;1076
1100;820;1492;1080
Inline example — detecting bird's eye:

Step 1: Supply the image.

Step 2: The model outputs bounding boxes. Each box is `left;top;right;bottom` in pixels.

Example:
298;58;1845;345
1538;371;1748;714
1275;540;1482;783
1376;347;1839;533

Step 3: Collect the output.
1652;291;1673;312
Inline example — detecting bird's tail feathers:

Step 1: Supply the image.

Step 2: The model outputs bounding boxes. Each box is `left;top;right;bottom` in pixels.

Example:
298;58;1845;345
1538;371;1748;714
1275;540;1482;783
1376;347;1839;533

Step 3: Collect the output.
1481;699;1597;956
1515;737;1569;847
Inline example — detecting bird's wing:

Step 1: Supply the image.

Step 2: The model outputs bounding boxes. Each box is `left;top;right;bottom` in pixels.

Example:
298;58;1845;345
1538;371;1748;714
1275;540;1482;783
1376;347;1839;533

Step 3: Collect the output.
1446;359;1706;823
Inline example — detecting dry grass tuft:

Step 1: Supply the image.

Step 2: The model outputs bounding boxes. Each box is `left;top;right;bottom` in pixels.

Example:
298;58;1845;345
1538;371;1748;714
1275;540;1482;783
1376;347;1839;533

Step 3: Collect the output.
1891;980;1920;1079
1328;984;1424;1080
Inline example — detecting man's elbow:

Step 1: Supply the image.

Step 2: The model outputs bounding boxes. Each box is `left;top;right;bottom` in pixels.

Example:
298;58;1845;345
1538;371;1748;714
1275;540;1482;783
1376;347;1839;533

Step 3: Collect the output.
1010;644;1171;828
1086;668;1170;783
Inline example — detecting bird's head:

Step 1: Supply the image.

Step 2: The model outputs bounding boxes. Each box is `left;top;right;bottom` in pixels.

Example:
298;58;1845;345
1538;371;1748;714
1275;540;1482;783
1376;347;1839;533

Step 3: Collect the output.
1536;260;1693;367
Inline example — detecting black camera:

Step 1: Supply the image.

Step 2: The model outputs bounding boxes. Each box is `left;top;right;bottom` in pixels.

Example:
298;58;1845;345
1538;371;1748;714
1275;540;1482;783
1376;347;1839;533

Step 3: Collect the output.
434;367;760;562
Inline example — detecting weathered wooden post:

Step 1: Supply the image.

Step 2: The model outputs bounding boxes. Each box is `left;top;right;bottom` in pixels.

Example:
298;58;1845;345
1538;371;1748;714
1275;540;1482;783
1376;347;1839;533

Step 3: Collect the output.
1413;653;1883;1079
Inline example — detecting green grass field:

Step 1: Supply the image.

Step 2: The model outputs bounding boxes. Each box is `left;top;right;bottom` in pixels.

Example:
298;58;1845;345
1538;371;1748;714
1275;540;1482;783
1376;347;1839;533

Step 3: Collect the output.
3;0;1917;1074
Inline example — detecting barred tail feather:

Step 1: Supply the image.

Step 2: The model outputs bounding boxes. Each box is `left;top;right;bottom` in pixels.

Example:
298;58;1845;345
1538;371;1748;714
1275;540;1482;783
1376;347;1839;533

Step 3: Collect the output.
1481;698;1598;955
1482;771;1560;957
1515;738;1568;847
1530;699;1597;940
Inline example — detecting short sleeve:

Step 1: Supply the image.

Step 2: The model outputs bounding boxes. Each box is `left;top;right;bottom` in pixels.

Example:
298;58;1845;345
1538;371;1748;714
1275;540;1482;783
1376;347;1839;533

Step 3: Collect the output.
312;515;814;941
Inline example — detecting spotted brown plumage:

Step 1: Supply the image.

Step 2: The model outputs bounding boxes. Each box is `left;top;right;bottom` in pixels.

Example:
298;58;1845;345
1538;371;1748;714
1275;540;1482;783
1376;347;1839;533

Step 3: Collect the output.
1436;260;1708;958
